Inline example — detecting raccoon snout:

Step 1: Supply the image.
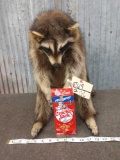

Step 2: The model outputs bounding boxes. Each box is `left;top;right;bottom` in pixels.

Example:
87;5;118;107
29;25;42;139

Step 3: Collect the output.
53;63;61;68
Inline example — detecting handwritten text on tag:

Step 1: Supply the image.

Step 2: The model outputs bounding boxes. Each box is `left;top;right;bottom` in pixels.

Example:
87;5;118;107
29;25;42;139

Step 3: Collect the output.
69;76;93;99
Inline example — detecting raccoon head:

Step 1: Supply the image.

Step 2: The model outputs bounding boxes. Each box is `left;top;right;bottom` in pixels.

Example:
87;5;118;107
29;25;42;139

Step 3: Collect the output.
30;10;80;68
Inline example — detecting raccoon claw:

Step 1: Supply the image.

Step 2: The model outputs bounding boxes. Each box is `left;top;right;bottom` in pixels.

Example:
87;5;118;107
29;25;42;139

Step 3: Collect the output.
31;122;43;138
31;130;38;138
92;126;99;136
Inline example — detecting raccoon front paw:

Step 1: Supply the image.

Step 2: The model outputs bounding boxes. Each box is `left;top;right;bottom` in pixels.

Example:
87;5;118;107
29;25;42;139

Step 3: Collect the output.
91;125;99;136
31;122;43;138
86;117;99;136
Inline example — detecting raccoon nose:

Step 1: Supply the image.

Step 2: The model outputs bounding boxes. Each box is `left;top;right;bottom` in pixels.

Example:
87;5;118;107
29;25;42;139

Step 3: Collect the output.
53;63;61;68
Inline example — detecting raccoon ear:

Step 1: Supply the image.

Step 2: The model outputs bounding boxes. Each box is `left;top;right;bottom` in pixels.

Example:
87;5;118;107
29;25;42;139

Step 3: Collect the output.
67;23;79;31
31;31;44;38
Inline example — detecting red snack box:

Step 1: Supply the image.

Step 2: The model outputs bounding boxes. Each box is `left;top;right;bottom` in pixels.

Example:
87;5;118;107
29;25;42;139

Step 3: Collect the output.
52;88;76;135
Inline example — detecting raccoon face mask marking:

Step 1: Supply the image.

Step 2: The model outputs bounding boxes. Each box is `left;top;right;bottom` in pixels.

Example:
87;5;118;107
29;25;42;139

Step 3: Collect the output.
39;46;52;55
38;39;75;67
59;41;74;53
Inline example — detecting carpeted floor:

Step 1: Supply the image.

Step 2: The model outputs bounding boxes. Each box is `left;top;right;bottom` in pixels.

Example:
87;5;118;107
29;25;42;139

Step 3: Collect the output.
0;90;120;160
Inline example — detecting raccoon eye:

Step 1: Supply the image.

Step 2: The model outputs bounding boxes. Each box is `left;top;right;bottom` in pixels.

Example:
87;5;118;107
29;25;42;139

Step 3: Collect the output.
60;41;74;53
39;46;52;54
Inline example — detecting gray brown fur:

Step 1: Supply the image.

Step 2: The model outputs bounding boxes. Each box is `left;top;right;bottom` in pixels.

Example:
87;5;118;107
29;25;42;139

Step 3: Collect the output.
29;10;98;137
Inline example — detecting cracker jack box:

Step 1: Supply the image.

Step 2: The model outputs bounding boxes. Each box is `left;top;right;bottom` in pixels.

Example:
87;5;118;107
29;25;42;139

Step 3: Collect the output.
52;88;76;135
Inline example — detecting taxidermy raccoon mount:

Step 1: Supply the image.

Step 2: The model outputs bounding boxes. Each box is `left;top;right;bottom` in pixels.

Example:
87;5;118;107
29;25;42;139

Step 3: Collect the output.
29;10;98;137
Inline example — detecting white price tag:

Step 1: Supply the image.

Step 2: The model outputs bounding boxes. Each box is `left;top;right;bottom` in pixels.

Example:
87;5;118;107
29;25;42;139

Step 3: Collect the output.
68;76;93;99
